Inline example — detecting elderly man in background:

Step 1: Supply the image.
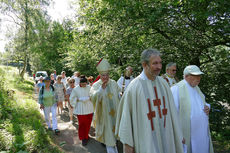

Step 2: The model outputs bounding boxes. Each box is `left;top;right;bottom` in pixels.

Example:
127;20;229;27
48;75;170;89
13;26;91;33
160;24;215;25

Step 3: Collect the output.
171;65;214;153
116;48;184;153
90;59;121;153
162;62;179;87
117;66;134;95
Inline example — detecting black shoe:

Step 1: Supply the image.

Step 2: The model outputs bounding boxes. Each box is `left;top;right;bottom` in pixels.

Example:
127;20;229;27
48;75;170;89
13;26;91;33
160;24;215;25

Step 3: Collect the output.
82;139;88;146
100;142;106;147
54;129;60;135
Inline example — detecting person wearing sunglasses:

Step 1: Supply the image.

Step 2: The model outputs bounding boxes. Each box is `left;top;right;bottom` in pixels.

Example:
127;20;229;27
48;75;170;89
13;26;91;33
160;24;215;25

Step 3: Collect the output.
66;78;75;123
162;62;179;87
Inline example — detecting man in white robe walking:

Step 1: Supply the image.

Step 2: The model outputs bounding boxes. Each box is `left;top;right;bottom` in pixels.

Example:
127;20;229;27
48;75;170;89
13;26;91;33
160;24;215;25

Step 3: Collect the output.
90;58;121;153
116;48;184;153
171;65;214;153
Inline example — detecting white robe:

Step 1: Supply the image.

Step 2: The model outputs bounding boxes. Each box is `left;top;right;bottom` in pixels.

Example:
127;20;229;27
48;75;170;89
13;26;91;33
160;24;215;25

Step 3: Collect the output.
117;76;134;92
116;71;184;153
70;85;94;115
90;79;121;146
162;73;177;87
171;80;214;153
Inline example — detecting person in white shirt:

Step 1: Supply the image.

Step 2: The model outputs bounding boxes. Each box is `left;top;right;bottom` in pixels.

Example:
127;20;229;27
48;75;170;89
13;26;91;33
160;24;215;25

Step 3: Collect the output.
61;71;67;88
70;75;94;146
171;65;214;153
117;66;134;95
161;62;179;87
72;71;81;86
66;78;75;123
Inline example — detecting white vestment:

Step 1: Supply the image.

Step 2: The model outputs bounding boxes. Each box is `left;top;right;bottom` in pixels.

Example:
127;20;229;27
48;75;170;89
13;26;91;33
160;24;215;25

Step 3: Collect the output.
162;73;177;87
116;71;184;153
90;79;121;146
117;76;134;92
171;80;214;153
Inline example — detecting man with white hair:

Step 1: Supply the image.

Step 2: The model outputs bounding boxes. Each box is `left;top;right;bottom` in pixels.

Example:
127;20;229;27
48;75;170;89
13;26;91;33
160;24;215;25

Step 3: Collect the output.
162;62;179;87
171;65;214;153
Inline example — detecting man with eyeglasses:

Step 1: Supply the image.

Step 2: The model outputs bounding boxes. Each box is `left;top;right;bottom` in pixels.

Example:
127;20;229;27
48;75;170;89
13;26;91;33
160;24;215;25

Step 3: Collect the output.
90;58;121;153
162;62;179;87
171;65;214;153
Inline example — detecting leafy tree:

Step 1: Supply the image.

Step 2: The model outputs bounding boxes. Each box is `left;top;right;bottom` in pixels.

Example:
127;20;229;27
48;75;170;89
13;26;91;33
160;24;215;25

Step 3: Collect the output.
1;0;51;78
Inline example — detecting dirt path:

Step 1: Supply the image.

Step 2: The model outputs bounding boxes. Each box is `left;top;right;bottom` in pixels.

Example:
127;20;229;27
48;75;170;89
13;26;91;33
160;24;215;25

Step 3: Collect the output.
34;88;123;153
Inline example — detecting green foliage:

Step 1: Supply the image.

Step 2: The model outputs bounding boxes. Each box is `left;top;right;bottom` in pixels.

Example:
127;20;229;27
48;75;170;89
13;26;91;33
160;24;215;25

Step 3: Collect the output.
0;66;61;153
29;20;74;76
0;68;9;119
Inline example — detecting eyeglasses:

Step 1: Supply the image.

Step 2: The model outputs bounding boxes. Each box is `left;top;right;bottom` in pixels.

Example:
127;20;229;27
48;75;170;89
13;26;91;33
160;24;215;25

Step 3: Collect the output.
172;70;177;72
69;82;74;84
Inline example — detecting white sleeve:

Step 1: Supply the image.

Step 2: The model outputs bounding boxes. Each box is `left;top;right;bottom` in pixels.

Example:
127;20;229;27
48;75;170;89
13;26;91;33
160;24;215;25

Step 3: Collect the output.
171;85;180;113
70;89;78;107
117;77;123;89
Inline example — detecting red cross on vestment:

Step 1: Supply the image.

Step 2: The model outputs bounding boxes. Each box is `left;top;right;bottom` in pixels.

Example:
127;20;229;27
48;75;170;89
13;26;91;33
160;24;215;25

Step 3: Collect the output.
162;96;167;128
153;87;162;118
147;98;156;131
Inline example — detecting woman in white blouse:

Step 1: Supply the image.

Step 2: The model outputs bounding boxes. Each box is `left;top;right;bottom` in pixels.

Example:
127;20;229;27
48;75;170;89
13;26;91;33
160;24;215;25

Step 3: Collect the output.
70;75;94;146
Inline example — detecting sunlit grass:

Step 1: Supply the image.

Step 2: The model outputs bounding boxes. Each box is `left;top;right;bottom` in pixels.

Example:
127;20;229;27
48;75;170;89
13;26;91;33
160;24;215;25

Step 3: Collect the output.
0;66;62;152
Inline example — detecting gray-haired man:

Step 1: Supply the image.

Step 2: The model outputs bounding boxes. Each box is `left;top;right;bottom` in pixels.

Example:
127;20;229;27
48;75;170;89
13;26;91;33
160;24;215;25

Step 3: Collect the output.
162;62;179;87
116;48;184;153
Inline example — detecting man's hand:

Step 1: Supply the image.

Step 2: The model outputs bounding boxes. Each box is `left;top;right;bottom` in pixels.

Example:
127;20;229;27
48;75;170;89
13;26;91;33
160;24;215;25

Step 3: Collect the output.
124;144;134;153
40;104;44;110
102;81;108;89
182;138;186;144
204;105;210;115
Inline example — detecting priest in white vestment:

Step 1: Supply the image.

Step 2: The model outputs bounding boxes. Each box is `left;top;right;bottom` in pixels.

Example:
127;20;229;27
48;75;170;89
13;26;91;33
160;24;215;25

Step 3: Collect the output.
117;66;134;95
171;65;214;153
90;58;121;153
116;48;184;153
161;62;179;87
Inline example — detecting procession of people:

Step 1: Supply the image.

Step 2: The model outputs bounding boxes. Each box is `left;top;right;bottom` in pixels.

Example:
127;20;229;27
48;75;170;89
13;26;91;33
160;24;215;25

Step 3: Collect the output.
36;48;213;153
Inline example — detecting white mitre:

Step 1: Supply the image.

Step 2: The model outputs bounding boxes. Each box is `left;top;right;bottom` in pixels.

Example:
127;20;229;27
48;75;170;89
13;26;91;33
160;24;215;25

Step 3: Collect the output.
96;58;111;74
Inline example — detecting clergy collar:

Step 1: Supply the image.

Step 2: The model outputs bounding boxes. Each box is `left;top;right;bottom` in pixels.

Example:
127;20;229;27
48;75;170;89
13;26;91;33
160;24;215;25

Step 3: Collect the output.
166;73;174;78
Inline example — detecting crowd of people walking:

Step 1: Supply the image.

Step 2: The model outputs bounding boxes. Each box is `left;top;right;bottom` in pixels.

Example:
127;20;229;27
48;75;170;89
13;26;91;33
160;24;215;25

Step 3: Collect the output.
35;48;214;153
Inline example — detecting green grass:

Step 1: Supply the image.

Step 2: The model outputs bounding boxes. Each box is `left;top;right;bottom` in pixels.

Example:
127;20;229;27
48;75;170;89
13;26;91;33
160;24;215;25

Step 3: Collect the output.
0;66;62;153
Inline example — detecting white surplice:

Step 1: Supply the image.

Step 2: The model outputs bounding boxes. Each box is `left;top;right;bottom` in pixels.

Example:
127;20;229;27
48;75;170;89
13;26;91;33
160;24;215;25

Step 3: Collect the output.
171;80;214;153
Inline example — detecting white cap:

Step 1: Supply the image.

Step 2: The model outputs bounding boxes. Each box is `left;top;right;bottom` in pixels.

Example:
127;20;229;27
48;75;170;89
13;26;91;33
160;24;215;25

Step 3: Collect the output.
183;65;204;75
96;58;111;74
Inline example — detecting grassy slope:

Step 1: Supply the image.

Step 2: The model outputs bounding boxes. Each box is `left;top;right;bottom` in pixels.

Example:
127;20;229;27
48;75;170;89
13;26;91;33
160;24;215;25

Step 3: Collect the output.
0;66;62;153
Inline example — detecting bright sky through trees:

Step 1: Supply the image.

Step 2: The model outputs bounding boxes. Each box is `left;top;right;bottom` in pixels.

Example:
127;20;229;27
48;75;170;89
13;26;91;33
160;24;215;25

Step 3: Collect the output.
0;0;76;53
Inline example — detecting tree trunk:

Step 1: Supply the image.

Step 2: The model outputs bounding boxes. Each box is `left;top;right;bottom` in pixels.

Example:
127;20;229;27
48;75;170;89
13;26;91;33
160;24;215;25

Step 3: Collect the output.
20;56;27;79
20;0;29;80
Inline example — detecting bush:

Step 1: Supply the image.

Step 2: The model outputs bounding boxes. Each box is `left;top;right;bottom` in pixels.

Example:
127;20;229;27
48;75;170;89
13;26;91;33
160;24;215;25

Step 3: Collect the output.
0;66;61;153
